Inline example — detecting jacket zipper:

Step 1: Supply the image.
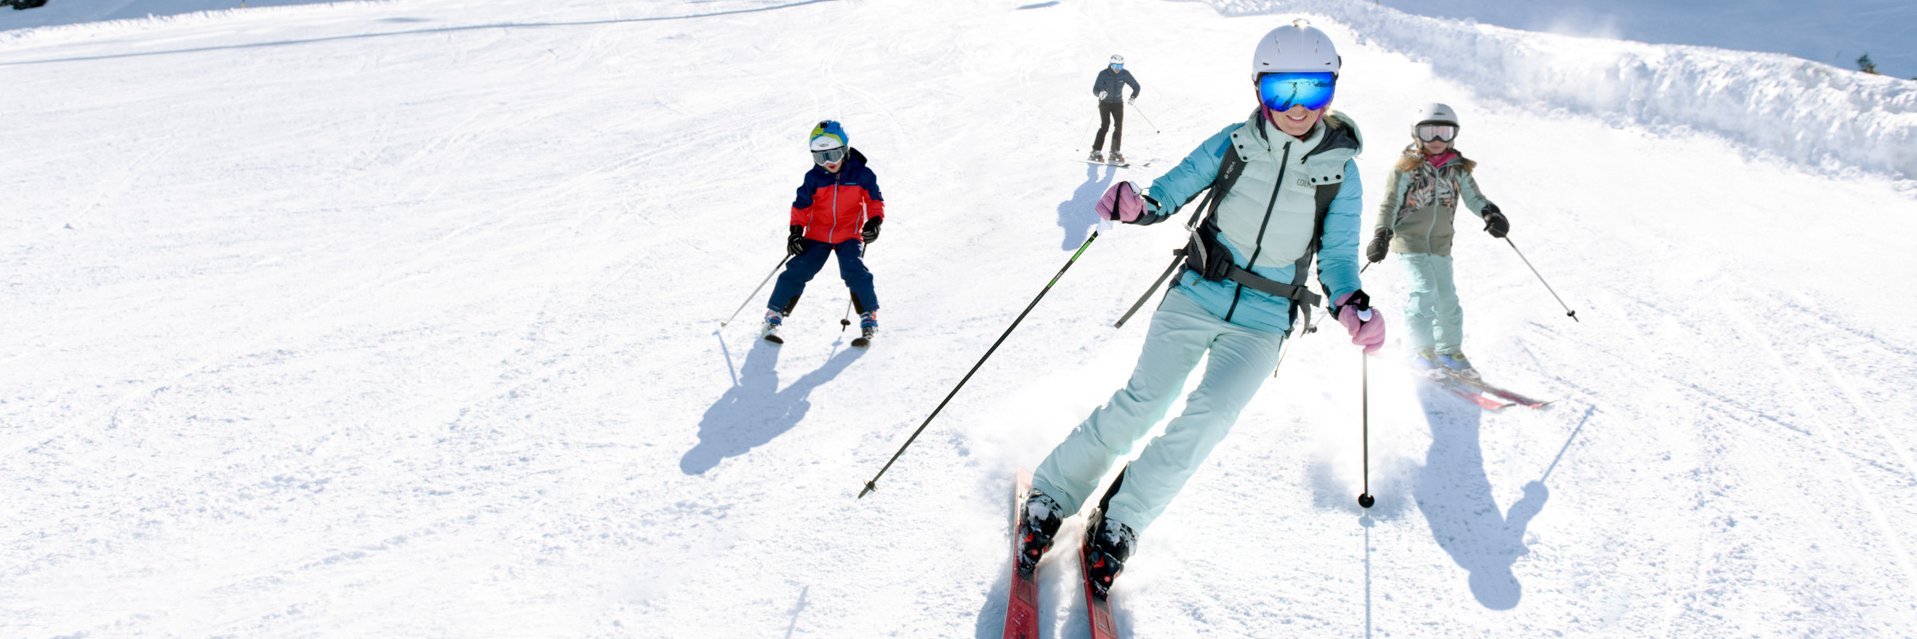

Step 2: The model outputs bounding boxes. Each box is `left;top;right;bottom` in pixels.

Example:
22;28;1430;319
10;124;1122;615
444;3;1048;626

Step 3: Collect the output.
830;171;842;243
1225;137;1295;322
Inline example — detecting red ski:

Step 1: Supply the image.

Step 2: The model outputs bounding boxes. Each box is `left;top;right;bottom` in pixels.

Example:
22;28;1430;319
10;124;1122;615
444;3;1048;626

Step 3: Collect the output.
1444;372;1551;408
1002;471;1041;639
1077;510;1121;639
1428;373;1517;410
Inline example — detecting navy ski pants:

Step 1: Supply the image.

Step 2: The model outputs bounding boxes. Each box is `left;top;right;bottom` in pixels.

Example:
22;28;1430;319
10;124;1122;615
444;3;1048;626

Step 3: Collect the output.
767;239;878;315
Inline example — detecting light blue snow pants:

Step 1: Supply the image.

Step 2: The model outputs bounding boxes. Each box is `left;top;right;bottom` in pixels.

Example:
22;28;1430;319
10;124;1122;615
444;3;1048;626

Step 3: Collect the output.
1031;287;1286;535
1401;252;1463;355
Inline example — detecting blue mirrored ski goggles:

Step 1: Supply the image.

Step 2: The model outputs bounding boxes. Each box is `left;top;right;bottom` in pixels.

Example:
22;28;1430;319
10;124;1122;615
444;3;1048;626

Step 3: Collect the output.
1257;72;1337;112
811;147;847;165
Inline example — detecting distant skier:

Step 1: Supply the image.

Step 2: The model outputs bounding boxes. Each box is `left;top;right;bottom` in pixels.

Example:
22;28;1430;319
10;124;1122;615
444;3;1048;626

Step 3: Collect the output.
1088;54;1141;166
1018;22;1384;597
1364;103;1507;376
761;120;885;346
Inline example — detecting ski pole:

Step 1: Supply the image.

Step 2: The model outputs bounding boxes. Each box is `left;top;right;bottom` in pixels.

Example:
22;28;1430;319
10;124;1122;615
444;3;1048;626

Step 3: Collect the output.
1114;253;1182;328
859;232;1103;499
1503;237;1579;322
1128;100;1161;134
1358;344;1375;509
721;255;791;327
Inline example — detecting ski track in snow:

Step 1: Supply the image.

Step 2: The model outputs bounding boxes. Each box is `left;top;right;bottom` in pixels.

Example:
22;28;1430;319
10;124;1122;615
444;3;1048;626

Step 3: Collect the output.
3;0;1916;636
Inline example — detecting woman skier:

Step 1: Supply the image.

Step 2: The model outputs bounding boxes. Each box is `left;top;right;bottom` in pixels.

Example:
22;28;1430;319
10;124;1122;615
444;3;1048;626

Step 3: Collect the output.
1015;22;1386;596
1364;103;1507;376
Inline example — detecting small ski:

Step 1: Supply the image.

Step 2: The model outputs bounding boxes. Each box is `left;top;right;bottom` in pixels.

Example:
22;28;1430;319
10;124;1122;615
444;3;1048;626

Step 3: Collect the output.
1427;373;1514;410
1437;371;1551;408
1002;471;1042;639
1077;509;1121;639
1080;159;1129;168
762;333;784;345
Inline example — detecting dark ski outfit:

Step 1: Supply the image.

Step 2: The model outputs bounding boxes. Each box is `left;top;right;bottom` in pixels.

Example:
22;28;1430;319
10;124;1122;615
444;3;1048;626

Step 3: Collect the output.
1091;65;1142;156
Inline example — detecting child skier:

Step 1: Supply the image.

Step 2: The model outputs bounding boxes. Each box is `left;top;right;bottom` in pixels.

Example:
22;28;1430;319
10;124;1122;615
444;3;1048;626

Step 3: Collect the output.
761;120;885;345
1088;54;1142;166
1364;103;1508;376
1016;22;1386;596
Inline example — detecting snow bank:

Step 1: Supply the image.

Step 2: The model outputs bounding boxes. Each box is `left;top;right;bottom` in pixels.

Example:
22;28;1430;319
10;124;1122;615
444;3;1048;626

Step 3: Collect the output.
1208;0;1917;180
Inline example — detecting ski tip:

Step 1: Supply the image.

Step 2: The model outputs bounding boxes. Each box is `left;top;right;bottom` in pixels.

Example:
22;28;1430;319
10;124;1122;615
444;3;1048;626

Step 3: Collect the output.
850;338;870;348
763;335;783;345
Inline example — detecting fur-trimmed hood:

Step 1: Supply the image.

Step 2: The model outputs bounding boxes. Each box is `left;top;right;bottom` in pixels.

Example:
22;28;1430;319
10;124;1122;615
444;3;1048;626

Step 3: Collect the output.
1394;145;1476;173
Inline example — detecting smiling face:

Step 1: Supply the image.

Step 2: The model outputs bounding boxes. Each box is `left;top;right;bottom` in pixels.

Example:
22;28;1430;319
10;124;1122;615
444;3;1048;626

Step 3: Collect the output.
1268;103;1325;138
1254;76;1328;138
1421;138;1451;155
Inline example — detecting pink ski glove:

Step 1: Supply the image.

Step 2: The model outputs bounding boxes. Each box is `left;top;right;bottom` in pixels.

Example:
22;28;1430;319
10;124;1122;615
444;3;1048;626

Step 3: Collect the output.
1335;291;1385;353
1096;181;1147;223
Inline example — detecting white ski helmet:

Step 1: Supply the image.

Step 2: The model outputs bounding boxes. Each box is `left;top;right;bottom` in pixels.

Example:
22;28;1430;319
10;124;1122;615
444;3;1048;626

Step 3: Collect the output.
1110;54;1124;65
1252;19;1341;76
1413;103;1460;128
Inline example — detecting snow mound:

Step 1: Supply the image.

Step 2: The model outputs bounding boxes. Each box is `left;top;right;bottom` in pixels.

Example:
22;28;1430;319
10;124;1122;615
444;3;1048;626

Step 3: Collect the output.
1209;0;1917;181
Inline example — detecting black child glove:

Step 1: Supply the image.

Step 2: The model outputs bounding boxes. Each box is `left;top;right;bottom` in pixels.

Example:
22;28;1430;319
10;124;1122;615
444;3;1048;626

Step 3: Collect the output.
1365;229;1392;263
861;217;882;243
787;225;806;257
1482;207;1509;239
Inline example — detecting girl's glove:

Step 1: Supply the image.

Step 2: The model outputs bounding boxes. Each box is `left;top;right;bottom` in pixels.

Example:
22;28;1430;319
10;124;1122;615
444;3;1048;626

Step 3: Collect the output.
1482;206;1509;238
1365;229;1392;263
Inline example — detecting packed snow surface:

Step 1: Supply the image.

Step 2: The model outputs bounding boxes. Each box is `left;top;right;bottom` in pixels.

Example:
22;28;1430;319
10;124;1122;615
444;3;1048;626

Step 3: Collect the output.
3;0;1915;636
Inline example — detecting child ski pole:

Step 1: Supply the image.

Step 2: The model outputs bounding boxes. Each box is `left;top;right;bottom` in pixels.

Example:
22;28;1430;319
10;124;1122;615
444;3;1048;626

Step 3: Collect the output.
721;256;790;327
1504;237;1579;322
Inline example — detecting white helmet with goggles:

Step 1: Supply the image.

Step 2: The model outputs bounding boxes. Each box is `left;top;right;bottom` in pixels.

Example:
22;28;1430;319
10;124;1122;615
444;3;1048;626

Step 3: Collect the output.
1411;103;1460;142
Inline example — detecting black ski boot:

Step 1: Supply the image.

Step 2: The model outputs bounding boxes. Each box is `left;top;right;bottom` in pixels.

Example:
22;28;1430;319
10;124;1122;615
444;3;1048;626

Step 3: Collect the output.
1014;489;1064;576
1082;508;1136;598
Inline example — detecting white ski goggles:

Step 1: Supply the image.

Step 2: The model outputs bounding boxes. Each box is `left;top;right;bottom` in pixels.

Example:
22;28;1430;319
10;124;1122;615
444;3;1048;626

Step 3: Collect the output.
1416;124;1458;142
811;147;847;165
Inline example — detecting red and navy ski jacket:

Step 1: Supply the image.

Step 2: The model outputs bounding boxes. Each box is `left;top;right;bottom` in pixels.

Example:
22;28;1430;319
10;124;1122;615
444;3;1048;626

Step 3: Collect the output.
791;148;885;244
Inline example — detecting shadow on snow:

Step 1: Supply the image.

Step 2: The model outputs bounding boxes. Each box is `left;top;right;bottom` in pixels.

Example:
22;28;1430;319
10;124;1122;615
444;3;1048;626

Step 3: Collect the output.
681;336;863;475
1058;162;1114;250
1411;379;1549;610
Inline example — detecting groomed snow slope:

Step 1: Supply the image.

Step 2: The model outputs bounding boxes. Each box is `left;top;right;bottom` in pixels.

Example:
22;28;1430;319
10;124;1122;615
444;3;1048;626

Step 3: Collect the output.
2;0;1915;637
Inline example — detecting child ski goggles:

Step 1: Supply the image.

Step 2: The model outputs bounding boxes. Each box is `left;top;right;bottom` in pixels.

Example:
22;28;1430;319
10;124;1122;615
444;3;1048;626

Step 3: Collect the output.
1257;72;1337;112
1415;124;1458;142
811;147;847;165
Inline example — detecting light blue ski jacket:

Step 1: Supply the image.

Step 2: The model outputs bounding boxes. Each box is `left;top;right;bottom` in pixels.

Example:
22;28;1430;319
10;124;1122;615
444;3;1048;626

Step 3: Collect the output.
1142;111;1366;334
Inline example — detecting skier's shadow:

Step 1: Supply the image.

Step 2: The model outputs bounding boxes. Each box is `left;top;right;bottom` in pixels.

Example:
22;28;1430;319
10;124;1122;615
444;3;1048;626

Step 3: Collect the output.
1411;380;1549;610
680;338;863;475
1058;163;1115;250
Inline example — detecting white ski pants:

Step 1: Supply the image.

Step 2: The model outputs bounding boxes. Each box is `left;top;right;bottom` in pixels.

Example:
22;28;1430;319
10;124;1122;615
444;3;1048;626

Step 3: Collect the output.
1032;287;1286;535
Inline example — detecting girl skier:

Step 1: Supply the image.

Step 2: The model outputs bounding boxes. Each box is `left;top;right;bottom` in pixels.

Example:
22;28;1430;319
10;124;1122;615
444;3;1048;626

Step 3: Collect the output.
761;120;885;345
1014;22;1386;596
1364;103;1507;376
